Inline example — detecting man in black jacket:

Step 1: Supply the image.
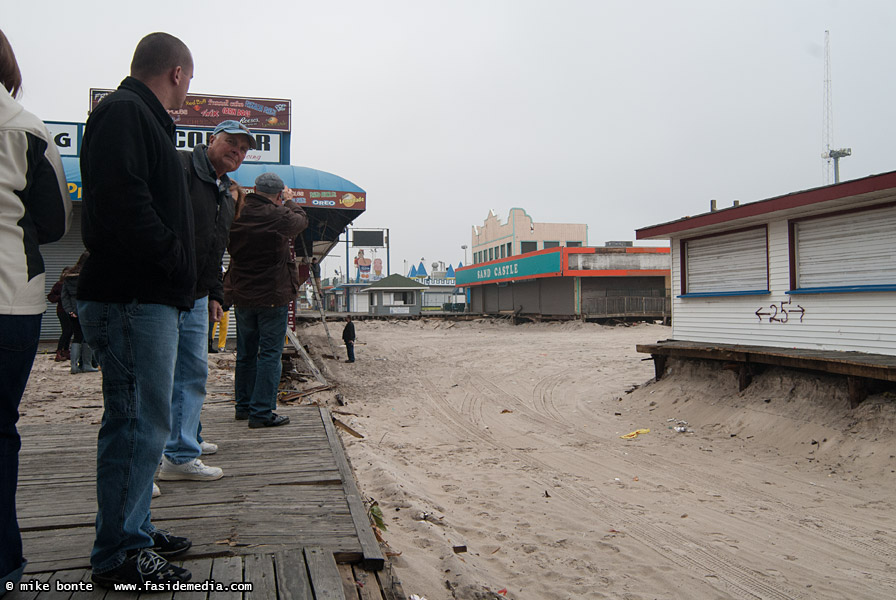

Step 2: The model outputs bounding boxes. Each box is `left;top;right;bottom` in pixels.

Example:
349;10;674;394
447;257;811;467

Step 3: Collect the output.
342;315;356;363
157;121;255;484
77;32;195;588
225;172;308;428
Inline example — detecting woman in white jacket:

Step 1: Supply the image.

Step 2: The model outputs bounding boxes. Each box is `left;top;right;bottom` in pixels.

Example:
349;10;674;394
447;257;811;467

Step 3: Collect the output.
0;28;70;593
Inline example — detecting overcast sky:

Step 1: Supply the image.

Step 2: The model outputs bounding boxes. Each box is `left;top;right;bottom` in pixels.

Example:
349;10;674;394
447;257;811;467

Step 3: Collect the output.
5;1;894;278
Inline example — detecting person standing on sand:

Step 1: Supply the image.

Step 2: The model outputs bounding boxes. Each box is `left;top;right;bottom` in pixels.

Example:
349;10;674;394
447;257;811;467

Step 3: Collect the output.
342;315;356;363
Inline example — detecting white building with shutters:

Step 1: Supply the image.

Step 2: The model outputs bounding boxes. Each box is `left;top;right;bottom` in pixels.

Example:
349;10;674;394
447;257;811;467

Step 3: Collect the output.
635;171;896;356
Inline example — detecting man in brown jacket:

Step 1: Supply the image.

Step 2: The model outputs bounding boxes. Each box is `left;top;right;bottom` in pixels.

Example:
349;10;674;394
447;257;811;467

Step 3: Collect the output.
224;172;308;428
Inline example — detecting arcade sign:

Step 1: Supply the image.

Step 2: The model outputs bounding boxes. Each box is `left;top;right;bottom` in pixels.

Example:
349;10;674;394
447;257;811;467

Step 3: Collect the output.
89;89;291;132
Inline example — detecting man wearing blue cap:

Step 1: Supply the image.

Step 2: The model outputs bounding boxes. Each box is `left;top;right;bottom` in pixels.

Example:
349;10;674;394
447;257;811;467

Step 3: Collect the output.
156;120;255;485
224;172;308;428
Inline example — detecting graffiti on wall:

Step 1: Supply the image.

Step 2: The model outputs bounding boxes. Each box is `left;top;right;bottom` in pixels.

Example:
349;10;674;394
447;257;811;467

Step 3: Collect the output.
755;298;805;323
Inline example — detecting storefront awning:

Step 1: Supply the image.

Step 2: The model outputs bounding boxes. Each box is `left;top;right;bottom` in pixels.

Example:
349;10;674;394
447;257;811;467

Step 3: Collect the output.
61;158;366;252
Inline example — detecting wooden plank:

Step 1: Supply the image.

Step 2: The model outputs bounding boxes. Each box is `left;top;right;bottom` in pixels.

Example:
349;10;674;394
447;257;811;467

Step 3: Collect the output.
651;353;666;381
208;556;243;600
286;329;328;386
348;564;385;600
5;579;41;600
374;563;406;600
847;376;868;408
303;547;346;600
68;568;107;600
29;568;88;600
638;340;896;367
637;341;896;382
172;557;212;600
339;563;360;599
19;529;95;573
273;548;313;600
737;363;753;391
244;554;276;600
319;408;385;571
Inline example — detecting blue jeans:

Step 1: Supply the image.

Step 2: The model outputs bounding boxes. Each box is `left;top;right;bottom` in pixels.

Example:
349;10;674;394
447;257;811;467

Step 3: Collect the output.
78;300;179;573
345;340;355;362
0;314;40;588
234;306;287;422
164;296;208;464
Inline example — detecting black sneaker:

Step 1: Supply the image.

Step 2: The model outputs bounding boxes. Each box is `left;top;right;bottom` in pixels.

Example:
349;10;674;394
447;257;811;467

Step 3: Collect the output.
150;529;191;557
91;548;191;588
234;410;249;421
248;413;290;429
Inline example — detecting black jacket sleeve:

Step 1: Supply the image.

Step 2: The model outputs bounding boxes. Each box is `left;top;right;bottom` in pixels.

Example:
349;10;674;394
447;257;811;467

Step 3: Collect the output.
24;133;69;245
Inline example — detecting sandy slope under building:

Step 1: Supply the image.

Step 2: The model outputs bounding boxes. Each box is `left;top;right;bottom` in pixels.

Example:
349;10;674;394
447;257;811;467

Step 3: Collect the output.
20;320;896;600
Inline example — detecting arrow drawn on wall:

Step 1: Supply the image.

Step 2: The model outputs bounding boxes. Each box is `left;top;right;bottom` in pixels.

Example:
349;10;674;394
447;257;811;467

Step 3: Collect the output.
755;299;805;323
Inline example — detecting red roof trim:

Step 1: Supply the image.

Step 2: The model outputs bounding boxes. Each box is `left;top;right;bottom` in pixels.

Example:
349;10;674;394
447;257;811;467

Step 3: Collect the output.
636;170;896;239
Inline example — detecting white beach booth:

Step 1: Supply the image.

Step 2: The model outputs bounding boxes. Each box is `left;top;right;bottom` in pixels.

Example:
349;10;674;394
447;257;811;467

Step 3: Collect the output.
634;170;896;405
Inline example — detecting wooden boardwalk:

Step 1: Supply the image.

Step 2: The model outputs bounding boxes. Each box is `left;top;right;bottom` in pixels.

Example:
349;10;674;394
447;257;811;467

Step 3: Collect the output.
10;403;398;599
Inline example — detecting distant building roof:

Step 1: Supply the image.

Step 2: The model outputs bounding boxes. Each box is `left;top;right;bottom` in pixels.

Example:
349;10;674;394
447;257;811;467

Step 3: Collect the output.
361;274;428;292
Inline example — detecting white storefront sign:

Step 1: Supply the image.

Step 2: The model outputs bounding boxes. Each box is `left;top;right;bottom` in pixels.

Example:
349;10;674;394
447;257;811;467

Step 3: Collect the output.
174;128;281;163
45;122;80;157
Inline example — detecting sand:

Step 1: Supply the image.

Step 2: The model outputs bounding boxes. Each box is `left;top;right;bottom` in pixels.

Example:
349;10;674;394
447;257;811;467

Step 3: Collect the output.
20;319;896;599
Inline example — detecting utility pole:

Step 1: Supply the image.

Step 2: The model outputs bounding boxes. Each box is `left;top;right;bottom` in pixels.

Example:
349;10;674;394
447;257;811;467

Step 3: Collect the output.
822;30;851;184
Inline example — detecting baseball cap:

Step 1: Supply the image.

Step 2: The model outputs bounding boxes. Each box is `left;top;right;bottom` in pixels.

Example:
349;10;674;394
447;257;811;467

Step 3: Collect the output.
255;172;285;194
212;120;257;149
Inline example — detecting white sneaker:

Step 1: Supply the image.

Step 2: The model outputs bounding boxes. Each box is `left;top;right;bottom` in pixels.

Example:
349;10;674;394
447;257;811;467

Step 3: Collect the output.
158;456;224;481
152;482;161;498
200;441;218;455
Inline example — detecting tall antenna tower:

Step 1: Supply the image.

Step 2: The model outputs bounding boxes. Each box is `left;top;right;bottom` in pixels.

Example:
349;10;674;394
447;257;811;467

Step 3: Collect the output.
822;30;851;184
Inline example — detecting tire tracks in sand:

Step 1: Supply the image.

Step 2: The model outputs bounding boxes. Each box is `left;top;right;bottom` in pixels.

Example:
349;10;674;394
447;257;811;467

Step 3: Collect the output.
417;373;807;600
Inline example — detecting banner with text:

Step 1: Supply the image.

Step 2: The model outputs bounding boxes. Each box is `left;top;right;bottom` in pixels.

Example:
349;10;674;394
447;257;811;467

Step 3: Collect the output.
89;90;291;132
45;121;284;164
455;251;562;286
